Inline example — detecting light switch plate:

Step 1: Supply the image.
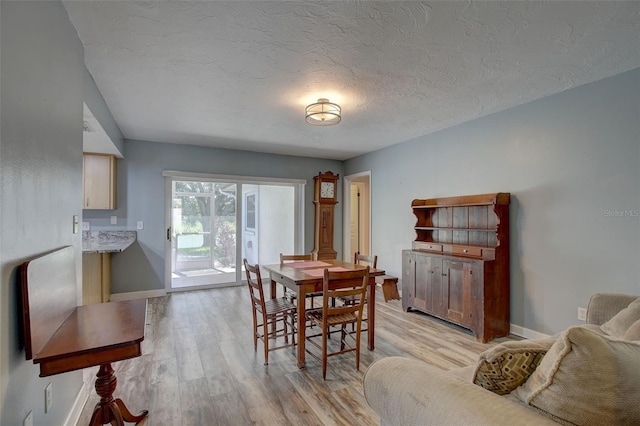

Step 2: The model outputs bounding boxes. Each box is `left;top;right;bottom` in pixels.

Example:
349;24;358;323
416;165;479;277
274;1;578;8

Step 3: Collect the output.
73;215;79;234
137;221;144;230
45;383;52;413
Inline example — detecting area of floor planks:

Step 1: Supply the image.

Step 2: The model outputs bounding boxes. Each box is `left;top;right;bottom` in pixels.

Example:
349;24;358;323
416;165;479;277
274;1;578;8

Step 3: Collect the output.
76;285;515;426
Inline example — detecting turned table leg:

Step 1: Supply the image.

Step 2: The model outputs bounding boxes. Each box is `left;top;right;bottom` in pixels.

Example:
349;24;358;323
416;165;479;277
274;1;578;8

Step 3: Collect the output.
88;363;148;426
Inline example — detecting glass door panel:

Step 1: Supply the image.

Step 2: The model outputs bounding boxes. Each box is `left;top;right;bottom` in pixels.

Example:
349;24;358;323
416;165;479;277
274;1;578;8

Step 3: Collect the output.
171;180;237;289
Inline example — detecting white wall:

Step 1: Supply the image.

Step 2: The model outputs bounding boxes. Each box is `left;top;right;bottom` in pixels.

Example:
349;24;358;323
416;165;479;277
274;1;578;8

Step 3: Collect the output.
258;185;295;265
1;1;85;424
345;68;640;335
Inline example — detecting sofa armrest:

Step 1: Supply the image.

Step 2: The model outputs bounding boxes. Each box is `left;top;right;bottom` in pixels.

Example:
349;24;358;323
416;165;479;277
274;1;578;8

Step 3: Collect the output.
586;293;638;326
363;357;557;426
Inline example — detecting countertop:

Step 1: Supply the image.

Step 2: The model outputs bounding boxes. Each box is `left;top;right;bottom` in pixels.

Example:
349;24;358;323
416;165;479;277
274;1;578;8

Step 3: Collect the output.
82;231;137;253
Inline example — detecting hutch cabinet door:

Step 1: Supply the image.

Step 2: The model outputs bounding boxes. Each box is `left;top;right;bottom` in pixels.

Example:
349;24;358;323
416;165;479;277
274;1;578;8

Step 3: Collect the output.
412;254;430;311
415;253;445;315
429;257;445;317
401;251;415;311
443;259;474;327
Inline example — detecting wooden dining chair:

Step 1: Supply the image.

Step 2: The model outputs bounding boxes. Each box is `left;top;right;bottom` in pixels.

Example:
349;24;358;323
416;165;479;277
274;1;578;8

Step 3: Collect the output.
280;253;322;307
243;258;297;365
336;252;377;305
334;252;377;333
354;252;378;269
304;266;370;379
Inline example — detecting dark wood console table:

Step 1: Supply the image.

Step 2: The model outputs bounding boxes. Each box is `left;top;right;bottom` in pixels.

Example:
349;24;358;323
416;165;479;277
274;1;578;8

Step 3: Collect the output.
21;246;148;425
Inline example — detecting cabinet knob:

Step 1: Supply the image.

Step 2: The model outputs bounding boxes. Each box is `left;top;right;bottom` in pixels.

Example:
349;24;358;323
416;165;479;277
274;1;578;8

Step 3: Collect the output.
463;249;468;253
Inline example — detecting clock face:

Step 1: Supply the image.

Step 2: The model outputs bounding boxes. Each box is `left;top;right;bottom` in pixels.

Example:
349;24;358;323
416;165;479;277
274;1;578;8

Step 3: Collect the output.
320;181;335;198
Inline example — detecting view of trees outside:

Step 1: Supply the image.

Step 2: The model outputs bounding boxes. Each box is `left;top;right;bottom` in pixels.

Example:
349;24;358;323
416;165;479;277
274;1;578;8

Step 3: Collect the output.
173;181;237;268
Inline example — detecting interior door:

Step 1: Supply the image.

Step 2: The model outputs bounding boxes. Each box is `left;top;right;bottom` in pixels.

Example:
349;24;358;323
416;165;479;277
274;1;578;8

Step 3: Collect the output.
343;172;371;260
349;185;359;254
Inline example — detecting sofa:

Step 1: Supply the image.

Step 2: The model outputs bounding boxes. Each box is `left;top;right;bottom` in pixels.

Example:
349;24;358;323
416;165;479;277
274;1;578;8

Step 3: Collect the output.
363;293;640;425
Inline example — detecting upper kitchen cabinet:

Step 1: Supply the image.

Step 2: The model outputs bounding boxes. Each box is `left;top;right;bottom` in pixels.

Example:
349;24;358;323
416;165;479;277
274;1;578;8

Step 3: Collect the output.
83;153;117;210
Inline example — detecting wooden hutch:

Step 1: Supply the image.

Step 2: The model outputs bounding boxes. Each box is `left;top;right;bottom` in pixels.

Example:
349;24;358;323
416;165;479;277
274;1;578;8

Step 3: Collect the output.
402;193;510;342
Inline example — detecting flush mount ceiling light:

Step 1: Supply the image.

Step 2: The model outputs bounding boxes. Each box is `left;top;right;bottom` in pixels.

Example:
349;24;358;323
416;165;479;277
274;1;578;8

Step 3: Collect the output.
305;98;341;126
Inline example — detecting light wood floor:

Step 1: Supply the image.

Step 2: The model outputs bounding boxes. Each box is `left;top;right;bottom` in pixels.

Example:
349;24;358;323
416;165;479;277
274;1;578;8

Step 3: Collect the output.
76;285;515;426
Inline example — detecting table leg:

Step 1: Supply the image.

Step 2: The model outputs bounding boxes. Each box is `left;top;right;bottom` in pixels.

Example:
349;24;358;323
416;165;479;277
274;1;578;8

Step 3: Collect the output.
88;363;148;426
297;285;307;369
367;278;375;351
269;276;277;300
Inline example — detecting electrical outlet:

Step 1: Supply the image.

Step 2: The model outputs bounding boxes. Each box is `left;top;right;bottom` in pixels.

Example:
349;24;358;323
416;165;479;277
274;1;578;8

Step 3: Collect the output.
82;221;91;231
110;215;117;225
45;382;52;413
137;221;144;230
24;411;33;426
577;307;587;321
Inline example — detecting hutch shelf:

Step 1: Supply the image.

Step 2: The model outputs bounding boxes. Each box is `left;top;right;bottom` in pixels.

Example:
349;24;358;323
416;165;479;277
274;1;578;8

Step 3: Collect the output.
402;192;510;342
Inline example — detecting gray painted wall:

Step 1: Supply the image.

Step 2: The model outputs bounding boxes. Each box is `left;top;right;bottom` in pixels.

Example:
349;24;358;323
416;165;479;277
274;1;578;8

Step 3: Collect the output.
1;1;85;424
345;68;640;335
89;140;343;293
83;67;125;156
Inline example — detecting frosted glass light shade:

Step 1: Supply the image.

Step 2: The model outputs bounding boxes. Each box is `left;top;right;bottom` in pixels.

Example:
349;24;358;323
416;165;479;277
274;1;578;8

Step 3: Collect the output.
305;98;341;126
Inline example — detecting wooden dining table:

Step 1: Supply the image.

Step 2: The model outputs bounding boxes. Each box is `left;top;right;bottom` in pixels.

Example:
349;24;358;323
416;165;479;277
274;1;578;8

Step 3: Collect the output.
262;259;384;368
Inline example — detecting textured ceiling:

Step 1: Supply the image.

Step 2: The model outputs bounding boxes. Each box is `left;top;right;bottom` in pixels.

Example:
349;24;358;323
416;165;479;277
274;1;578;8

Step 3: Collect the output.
64;1;640;160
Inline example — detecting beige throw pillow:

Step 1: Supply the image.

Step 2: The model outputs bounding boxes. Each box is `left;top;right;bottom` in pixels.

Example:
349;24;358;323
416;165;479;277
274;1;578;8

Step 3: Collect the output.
514;326;640;425
473;338;555;395
601;297;640;338
624;319;640;341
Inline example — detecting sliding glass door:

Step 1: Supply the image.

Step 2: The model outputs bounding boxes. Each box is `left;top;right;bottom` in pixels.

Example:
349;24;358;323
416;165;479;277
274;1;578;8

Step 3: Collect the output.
164;172;304;291
170;180;237;288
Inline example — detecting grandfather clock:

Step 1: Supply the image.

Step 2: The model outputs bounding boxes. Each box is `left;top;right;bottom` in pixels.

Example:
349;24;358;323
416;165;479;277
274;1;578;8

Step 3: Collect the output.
312;171;339;260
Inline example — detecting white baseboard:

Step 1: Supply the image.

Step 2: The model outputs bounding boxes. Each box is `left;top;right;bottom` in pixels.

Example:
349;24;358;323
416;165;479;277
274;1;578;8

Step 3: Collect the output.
510;323;551;340
109;289;167;301
63;381;91;426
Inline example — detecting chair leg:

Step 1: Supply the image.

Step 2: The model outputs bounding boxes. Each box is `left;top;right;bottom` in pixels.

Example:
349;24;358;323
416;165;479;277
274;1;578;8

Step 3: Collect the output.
355;324;361;371
252;312;258;352
262;320;269;365
291;312;296;345
283;313;289;344
322;326;328;380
